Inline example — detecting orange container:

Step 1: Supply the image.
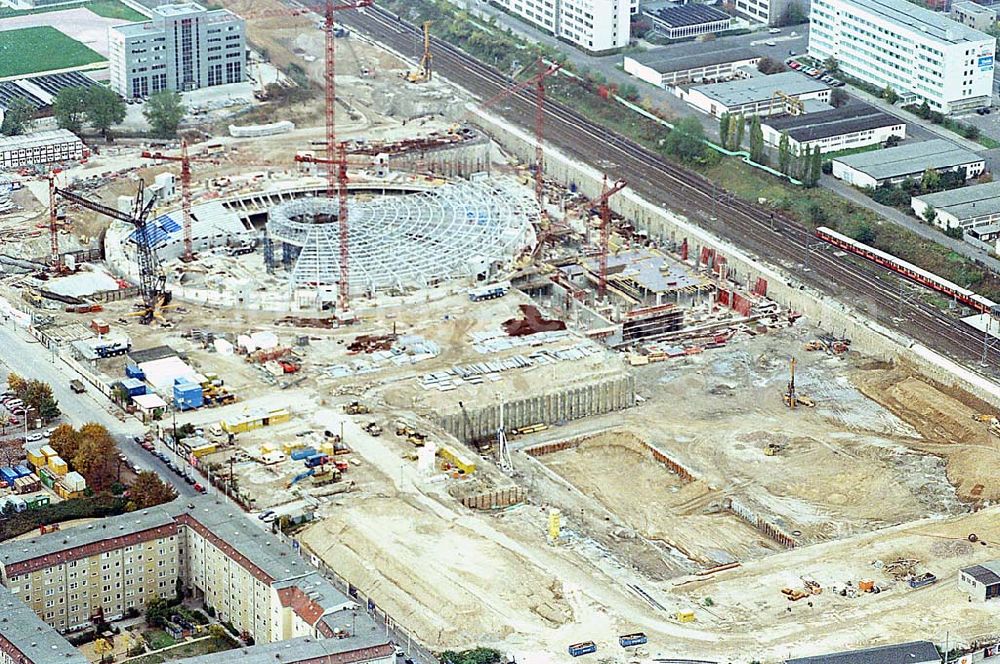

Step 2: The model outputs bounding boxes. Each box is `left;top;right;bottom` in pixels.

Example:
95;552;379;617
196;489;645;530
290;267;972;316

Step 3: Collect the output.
859;579;874;592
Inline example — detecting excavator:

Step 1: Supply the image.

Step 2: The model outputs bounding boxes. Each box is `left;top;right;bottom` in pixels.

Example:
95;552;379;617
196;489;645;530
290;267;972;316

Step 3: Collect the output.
404;21;433;83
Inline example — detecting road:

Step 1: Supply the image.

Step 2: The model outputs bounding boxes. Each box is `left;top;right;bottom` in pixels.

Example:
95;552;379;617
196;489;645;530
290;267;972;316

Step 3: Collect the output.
341;4;1000;383
0;317;197;497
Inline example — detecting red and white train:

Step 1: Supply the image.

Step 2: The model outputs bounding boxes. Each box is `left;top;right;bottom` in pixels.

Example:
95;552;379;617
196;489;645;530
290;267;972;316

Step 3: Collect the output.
815;226;997;314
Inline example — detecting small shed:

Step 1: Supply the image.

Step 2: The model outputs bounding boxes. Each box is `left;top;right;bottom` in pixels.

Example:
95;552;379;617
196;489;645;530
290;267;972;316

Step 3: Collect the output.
959;560;1000;601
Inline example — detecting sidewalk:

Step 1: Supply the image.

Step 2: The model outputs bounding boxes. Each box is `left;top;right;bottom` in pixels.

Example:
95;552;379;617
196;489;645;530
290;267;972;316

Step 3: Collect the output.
822;175;1000;274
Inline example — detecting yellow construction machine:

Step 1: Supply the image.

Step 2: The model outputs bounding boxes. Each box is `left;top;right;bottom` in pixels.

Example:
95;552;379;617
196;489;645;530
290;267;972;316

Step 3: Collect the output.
783;358;815;409
404;22;433;83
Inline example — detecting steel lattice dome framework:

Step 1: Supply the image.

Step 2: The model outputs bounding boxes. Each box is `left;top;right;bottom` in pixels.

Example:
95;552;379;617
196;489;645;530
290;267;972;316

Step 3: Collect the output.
266;179;538;295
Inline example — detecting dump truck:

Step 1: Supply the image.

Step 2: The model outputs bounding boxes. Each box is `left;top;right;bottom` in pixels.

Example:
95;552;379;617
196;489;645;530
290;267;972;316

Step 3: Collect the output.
363;422;382;436
343;401;371;415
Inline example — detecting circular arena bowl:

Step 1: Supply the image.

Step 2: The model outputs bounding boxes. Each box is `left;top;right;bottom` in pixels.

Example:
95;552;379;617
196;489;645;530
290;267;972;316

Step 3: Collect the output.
266;179;538;296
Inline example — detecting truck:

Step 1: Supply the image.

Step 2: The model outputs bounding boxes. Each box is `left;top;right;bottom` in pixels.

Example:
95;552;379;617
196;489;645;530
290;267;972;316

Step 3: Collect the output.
909;573;937;589
618;633;647;648
69;379;86;394
305;454;330;468
568;642;597;658
468;281;511;302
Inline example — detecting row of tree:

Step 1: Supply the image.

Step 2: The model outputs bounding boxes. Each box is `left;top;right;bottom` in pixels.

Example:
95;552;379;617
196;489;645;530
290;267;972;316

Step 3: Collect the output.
5;373;59;421
1;86;186;139
718;113;821;186
48;422;175;505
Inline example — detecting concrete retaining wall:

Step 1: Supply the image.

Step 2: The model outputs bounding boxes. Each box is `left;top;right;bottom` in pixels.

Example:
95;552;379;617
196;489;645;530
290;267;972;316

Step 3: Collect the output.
471;109;1000;408
437;373;635;442
460;486;526;509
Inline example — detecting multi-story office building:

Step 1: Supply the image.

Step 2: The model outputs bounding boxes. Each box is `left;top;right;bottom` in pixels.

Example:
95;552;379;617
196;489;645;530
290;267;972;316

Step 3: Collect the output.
109;2;246;99
491;0;631;52
0;497;394;664
952;0;998;31
808;0;995;114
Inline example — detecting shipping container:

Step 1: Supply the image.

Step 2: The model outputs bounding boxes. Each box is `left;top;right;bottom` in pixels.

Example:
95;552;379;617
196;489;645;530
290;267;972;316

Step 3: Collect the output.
47;456;68;476
14;464;31;478
618;633;647;648
290;447;317;461
568;642;597;657
63;471;86;492
0;467;18;486
305;454;330;468
40;445;57;458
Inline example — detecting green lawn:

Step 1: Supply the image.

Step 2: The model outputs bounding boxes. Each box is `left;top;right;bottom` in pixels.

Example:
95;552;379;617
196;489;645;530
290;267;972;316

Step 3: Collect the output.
141;630;176;652
131;635;237;664
0;26;105;78
0;0;146;20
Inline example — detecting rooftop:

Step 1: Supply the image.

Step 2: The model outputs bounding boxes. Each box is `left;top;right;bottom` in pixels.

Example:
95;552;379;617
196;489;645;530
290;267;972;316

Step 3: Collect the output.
644;3;731;28
833;138;982;180
962;560;1000;585
153;2;206;17
914;181;1000;219
692;71;830;106
953;0;996;15
171;497;315;583
0;507;176;573
172;636;392;664
0;585;89;664
113;4;241;38
762;103;903;142
786;640;941;664
834;0;993;43
626;46;761;74
0;130;81;152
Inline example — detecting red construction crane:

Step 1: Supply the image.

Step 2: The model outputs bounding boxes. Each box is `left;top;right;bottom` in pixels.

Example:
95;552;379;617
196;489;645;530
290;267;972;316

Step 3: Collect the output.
141;139;221;262
594;176;627;299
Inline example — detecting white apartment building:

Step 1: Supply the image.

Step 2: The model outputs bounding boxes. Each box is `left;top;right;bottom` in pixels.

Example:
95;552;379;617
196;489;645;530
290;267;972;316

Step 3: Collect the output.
808;0;995;114
492;0;632;51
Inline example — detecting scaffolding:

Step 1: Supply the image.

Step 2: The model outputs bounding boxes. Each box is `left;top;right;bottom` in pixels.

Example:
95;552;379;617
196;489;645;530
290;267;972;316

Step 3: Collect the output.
266;179;538;296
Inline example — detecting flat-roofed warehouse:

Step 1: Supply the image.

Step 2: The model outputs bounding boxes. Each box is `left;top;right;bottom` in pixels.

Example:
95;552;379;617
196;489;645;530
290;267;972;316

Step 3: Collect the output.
831;138;984;189
624;47;761;87
679;70;831;118
911;180;1000;229
785;641;941;664
643;3;732;39
761;102;906;155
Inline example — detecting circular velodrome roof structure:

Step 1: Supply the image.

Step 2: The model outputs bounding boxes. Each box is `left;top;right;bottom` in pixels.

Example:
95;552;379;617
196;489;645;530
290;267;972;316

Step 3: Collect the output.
267;179;538;295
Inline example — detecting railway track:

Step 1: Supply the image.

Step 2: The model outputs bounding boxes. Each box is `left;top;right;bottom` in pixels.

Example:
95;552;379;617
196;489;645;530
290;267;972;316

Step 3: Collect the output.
342;4;1000;377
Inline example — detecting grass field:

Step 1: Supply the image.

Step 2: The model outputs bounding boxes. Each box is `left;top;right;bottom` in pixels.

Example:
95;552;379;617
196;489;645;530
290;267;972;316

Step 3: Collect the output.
0;0;146;20
0;26;105;78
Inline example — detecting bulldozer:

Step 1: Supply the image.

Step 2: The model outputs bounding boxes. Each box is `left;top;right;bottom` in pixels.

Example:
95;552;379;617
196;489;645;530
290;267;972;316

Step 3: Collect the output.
343;401;370;415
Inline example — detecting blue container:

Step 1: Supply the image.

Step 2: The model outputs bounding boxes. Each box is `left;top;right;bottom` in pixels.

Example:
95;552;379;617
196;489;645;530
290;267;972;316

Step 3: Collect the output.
0;468;18;485
568;642;597;657
173;380;204;411
125;364;146;380
618;633;647;648
305;454;329;468
290;447;317;461
14;464;31;478
121;378;147;397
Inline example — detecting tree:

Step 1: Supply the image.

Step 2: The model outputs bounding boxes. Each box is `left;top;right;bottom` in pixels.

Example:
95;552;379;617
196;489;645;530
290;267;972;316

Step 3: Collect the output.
129;471;177;510
72;423;119;492
830;88;849;108
823;56;840;74
719;113;731;150
809;146;823;186
84;87;126;138
664;116;708;164
6;373;26;397
145;597;172;628
917;100;931;119
923;205;938;225
52;87;90;133
49;424;81;462
851;221;877;244
882;84;899;105
885;134;902;148
921;167;941;192
749;115;764;164
0;99;34;136
777;0;806;26
25;380;59;420
757;57;787;75
734;113;745;150
143;91;185;138
778;132;792;174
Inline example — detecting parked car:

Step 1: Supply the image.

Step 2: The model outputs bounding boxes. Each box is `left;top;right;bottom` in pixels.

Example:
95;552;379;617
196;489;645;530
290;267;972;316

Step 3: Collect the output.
765;40;776;46
194;483;207;494
769;27;781;34
26;433;43;442
258;509;275;521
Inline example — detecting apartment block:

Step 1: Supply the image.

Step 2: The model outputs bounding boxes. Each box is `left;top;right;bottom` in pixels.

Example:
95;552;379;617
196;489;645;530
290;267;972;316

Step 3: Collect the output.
0;511;179;632
808;0;995;113
0;497;394;664
734;0;810;26
492;0;631;52
109;2;246;99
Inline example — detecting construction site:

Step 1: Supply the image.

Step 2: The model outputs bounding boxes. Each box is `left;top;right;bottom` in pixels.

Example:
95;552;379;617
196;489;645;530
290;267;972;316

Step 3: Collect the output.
2;2;1000;663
